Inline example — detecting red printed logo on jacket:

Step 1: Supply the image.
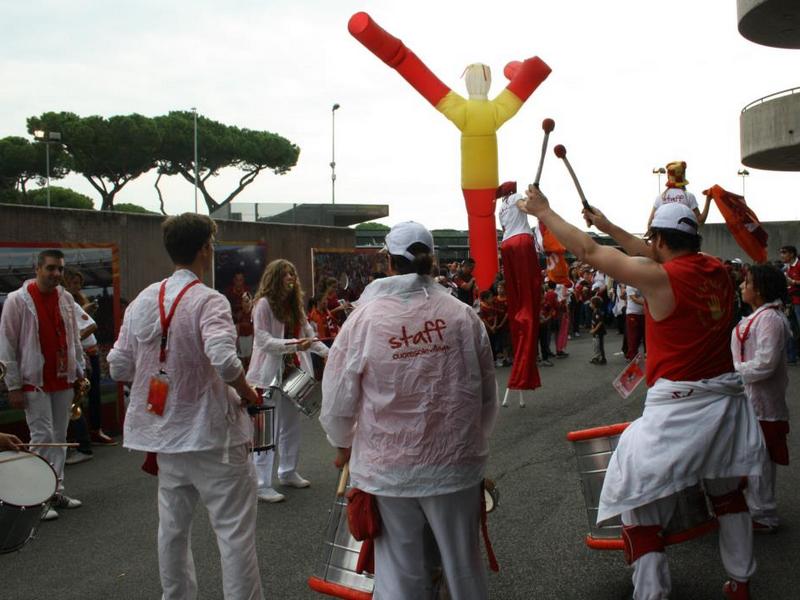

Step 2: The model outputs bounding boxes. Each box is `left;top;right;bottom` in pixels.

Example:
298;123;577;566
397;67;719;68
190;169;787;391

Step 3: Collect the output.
389;319;450;360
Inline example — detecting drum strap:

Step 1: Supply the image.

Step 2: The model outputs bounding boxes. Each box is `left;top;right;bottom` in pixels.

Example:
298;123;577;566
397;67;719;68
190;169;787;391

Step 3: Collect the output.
622;525;664;565
709;488;748;517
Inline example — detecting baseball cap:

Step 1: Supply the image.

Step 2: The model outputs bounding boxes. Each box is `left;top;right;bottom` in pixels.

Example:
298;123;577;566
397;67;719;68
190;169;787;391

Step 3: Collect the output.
650;203;699;235
384;221;435;261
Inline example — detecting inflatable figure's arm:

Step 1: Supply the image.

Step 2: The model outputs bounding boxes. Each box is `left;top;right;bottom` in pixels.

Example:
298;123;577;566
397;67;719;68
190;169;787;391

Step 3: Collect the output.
348;12;451;107
503;57;551;102
492;57;551;129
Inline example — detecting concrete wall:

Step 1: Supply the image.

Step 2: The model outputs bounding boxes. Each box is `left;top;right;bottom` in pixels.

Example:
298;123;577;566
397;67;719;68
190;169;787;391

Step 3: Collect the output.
0;204;354;299
740;91;800;170
702;220;800;263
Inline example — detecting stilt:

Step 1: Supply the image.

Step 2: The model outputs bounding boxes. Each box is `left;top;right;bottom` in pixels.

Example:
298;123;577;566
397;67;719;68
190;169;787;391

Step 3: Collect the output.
518;390;525;408
502;388;511;407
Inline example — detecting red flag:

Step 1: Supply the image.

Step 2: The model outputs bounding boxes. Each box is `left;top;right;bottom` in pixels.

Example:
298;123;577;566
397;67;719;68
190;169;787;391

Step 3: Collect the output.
703;184;768;264
539;222;571;284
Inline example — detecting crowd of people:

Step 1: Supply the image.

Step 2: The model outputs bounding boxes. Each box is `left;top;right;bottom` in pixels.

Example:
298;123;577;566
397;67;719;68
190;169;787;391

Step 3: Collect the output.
0;172;797;599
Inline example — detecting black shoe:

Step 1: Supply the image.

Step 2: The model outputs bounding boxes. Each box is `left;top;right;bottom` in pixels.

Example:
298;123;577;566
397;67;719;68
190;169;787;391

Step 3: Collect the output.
556;352;569;358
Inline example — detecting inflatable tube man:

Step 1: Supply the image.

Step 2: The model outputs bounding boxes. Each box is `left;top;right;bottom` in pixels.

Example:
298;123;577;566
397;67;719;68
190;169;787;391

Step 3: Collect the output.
348;12;551;290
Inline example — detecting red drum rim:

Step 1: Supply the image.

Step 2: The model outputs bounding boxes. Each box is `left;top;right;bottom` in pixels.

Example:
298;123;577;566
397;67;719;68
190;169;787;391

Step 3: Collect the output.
566;422;630;442
307;576;373;600
584;519;719;551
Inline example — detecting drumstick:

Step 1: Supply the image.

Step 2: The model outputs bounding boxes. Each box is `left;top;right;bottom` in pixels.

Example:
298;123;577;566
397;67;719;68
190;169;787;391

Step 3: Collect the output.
336;462;350;497
533;118;555;187
283;337;335;346
22;443;79;448
553;144;591;211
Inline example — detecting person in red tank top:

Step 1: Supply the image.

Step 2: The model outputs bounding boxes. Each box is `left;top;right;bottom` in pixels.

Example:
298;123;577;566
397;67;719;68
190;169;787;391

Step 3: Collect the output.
524;189;763;600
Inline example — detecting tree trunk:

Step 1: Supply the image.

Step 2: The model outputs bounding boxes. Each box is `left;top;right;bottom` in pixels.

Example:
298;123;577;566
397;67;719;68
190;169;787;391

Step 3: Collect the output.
154;172;168;215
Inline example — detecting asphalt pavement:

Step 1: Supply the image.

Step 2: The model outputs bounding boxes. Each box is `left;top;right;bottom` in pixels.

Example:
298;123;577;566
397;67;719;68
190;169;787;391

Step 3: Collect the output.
2;332;798;599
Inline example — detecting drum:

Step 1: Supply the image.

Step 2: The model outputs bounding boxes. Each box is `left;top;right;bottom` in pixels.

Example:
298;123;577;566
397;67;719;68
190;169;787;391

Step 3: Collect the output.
279;366;320;417
566;422;718;550
0;451;57;553
248;404;275;454
308;472;375;599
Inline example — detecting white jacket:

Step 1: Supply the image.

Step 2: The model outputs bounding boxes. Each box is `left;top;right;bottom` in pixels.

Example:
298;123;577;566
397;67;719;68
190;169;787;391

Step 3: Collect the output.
731;300;791;421
0;280;84;390
245;297;328;389
108;270;250;453
320;274;498;497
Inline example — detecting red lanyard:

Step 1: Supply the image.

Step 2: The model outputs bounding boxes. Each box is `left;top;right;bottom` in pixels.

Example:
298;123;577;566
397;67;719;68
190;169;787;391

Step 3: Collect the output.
735;306;778;362
158;279;201;363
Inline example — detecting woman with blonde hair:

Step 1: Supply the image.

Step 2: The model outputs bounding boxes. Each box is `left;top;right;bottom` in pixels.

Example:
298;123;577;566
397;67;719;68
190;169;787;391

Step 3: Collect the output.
246;259;328;503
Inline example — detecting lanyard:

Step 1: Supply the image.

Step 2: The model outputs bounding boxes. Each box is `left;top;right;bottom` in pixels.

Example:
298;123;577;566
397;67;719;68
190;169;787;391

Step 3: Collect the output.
735;306;778;362
158;279;201;364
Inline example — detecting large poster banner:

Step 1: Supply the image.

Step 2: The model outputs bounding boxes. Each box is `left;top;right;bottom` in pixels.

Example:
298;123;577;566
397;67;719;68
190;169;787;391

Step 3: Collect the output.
0;243;123;432
311;248;384;302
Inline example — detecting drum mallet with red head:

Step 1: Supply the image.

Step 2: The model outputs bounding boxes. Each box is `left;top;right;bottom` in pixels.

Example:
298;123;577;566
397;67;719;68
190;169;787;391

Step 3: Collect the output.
533;118;555;187
553;144;592;213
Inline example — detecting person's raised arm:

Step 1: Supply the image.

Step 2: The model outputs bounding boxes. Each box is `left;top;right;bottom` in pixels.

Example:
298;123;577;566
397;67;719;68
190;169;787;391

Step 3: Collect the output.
523;186;668;305
696;193;712;225
584;206;655;260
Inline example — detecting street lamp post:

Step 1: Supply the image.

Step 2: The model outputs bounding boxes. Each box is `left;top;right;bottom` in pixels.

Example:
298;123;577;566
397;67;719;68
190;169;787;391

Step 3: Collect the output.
33;130;62;208
331;103;340;205
652;167;666;193
192;107;199;213
737;169;750;197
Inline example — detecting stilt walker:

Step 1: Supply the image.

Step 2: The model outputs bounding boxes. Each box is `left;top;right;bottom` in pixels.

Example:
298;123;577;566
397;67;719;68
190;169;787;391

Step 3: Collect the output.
498;119;555;407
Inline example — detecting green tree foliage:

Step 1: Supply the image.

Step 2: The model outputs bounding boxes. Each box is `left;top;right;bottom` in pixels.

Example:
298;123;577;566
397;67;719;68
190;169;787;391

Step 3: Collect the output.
154;111;300;213
354;222;390;230
113;202;157;214
27;112;161;210
1;185;94;209
0;136;69;195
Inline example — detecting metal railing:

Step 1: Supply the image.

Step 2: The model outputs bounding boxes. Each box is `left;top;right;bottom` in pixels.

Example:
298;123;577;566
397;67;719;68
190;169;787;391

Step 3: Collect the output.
742;86;800;113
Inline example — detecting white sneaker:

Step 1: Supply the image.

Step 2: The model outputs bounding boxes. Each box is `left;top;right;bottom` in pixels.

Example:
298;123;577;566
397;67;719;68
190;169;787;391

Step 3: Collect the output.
257;488;286;503
41;508;59;521
279;473;311;489
65;450;94;465
495;359;504;368
52;494;82;509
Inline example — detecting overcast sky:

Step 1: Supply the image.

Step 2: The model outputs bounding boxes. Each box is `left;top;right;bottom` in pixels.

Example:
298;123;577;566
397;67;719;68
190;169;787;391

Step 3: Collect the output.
2;0;798;234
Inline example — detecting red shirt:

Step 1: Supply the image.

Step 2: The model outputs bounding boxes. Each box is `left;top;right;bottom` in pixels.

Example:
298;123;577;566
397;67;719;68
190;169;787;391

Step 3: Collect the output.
645;254;734;386
308;307;331;340
479;301;497;330
787;259;800;305
28;283;71;392
543;289;558;318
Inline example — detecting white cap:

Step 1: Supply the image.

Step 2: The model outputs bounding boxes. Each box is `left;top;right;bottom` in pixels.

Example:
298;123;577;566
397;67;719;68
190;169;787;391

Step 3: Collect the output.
650;203;699;235
384;221;435;261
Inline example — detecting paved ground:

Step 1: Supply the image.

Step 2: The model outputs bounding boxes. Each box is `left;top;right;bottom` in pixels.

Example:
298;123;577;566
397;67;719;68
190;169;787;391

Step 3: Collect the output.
2;332;798;599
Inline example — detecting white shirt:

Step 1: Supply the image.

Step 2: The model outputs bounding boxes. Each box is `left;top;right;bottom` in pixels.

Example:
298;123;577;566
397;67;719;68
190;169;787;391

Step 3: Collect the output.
109;269;250;453
320;274;498;497
626;286;644;316
731;301;791;422
73;302;98;349
498;193;533;242
653;188;698;211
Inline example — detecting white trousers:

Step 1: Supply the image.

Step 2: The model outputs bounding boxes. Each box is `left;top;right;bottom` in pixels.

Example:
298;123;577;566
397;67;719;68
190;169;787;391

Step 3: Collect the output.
745;456;779;527
24;389;72;492
252;392;300;489
622;478;755;600
157;445;263;600
373;484;488;600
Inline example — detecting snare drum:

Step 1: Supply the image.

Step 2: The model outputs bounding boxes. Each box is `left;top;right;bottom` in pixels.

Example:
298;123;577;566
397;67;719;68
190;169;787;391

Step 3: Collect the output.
278;367;320;417
248;404;275;454
0;451;57;553
566;422;718;550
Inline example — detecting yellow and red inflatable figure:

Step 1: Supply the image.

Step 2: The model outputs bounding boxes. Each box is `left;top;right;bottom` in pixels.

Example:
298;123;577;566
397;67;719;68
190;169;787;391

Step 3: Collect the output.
348;12;551;289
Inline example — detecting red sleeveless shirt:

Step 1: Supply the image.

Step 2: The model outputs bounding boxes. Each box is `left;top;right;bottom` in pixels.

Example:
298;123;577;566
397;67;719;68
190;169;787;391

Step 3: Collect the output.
645;253;734;386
